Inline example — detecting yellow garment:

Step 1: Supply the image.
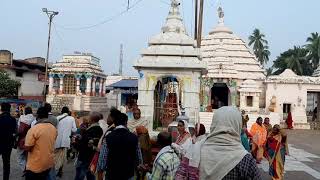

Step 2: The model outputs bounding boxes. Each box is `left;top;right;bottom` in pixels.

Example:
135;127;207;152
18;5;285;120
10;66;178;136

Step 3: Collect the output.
25;123;57;173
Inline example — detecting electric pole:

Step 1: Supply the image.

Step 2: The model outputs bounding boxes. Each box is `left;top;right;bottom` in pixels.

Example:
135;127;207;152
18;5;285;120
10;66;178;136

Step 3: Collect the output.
197;0;204;48
42;8;58;101
194;0;198;40
119;44;123;76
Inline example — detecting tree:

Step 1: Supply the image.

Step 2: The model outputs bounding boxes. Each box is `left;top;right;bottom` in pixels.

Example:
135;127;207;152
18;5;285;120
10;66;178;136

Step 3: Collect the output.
266;67;273;76
248;28;271;67
0;70;20;98
305;32;320;70
272;46;312;76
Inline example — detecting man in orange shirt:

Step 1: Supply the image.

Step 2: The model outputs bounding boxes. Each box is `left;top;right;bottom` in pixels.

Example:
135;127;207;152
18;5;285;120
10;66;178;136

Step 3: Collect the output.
25;107;57;180
250;117;267;163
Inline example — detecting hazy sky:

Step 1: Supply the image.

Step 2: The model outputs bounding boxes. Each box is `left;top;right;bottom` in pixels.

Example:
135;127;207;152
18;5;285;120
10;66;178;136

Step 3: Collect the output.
1;0;319;75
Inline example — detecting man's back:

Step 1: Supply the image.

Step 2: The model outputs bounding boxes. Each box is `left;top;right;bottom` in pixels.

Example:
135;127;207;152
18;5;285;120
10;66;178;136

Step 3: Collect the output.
55;114;77;148
148;146;180;180
0;112;17;152
25;123;57;173
106;127;138;180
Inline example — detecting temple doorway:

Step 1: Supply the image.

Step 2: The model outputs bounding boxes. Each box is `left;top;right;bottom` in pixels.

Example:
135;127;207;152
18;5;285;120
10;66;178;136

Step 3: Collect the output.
211;83;229;109
153;76;180;130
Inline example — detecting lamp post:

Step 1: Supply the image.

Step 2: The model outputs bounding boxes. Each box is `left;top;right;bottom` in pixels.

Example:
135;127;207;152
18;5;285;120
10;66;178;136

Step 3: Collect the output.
42;8;58;101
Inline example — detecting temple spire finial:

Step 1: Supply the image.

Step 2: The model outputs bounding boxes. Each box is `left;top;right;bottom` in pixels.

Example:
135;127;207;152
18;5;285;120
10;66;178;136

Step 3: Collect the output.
161;0;186;34
217;6;224;24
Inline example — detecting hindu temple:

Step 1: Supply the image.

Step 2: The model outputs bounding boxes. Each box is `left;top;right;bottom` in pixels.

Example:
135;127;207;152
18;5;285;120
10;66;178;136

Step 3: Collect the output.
134;0;206;131
46;54;108;114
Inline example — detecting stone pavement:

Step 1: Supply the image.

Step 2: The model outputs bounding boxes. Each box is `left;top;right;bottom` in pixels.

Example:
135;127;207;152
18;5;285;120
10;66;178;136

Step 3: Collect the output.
1;130;319;180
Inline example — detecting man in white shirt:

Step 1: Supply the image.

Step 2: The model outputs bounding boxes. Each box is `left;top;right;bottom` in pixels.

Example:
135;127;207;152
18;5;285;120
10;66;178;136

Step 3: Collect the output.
54;106;77;177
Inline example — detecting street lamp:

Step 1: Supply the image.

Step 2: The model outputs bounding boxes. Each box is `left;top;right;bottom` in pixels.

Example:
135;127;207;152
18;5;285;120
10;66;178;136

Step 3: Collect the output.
42;8;58;102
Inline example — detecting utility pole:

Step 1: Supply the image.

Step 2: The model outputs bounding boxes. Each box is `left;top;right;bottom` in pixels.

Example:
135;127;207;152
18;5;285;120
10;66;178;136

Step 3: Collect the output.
42;8;58;101
197;0;204;48
119;44;123;76
194;0;198;40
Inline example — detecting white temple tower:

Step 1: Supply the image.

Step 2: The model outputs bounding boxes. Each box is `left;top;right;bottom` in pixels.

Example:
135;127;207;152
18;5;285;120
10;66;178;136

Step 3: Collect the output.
134;0;206;131
200;7;266;112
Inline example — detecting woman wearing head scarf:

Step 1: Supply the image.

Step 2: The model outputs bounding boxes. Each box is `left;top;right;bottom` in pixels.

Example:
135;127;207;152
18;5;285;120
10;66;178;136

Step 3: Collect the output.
265;124;289;180
175;123;206;180
136;126;152;180
175;120;191;147
200;106;262;180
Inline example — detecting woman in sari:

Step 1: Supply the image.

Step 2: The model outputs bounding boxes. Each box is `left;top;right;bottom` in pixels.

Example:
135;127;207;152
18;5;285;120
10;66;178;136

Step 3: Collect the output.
175;123;205;180
286;112;293;129
266;124;289;180
136;126;152;180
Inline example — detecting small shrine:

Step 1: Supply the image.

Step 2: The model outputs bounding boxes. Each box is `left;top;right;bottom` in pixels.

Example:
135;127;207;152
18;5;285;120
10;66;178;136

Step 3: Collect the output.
266;69;320;129
134;0;206;131
46;54;108;113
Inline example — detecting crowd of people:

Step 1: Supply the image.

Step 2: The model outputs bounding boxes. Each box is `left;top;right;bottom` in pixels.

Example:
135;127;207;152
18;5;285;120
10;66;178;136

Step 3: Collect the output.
0;101;290;180
241;114;289;180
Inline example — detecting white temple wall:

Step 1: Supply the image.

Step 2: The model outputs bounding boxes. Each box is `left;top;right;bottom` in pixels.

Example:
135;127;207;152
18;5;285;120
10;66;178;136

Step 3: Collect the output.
265;82;320;125
137;69;202;130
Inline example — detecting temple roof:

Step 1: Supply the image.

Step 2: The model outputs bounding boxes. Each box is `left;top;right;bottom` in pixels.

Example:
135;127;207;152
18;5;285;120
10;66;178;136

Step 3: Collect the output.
134;0;205;70
267;69;320;84
201;7;265;80
50;55;106;77
238;80;262;93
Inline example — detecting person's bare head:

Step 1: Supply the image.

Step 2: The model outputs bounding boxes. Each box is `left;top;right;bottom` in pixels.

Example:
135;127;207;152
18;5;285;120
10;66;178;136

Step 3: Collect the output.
157;131;172;148
89;112;101;124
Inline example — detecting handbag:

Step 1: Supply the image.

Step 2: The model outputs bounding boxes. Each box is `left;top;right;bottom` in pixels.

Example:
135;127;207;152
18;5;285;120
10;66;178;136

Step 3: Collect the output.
89;151;99;173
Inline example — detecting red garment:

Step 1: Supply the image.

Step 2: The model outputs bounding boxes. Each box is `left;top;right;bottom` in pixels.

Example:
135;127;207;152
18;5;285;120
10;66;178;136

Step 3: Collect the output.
286;112;293;129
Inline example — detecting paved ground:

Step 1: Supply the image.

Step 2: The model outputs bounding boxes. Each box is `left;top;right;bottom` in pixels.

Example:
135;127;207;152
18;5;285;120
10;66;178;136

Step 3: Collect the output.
1;130;319;180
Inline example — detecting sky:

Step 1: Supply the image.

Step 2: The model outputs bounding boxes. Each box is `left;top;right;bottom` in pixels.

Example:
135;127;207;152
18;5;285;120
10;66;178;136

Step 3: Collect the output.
1;0;319;76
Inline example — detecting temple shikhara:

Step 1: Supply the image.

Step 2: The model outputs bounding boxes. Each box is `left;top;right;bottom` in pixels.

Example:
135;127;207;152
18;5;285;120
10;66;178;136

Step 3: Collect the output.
133;1;320;131
45;0;320;131
46;54;108;114
134;0;205;131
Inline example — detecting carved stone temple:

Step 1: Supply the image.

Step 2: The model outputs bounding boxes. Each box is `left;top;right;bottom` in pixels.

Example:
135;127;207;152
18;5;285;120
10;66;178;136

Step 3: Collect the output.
134;0;206;131
46;54;108;114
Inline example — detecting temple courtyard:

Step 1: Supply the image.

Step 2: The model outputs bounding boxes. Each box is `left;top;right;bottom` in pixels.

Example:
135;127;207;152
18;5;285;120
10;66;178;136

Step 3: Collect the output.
0;130;319;180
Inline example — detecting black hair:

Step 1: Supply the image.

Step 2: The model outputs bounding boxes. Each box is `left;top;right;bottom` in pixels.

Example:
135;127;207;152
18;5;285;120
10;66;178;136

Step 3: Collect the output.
178;120;185;126
61;106;70;115
157;131;172;147
24;107;33;115
109;107;121;122
37;107;48;119
114;113;128;126
99;113;103;120
90;112;101;123
1;102;11;113
44;103;52;113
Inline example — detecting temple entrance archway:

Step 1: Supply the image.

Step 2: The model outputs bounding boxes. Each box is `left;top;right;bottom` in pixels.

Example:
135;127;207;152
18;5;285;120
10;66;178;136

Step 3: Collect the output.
211;83;229;109
153;76;180;130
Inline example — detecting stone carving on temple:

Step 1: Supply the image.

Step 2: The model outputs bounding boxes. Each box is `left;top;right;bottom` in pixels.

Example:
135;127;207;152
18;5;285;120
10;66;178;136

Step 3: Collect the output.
268;96;277;112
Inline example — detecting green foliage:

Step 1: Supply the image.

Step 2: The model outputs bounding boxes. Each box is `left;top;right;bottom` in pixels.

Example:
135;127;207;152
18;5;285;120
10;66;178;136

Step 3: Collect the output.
305;32;320;70
266;67;273;76
0;70;21;98
272;46;313;76
248;28;271;66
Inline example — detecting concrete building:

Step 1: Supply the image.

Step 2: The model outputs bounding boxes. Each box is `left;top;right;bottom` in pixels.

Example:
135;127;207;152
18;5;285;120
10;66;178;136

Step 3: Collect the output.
0;50;46;102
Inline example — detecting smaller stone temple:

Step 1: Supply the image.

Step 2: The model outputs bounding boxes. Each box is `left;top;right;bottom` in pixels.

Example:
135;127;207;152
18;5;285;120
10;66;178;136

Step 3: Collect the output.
134;0;206;131
46;54;108;114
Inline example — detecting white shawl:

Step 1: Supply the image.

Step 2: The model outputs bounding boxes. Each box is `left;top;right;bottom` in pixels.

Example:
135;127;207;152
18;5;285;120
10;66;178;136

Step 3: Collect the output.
200;106;248;180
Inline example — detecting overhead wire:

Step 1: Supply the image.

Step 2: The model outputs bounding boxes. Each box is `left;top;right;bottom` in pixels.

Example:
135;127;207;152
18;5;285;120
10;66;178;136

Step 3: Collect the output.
55;0;144;31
